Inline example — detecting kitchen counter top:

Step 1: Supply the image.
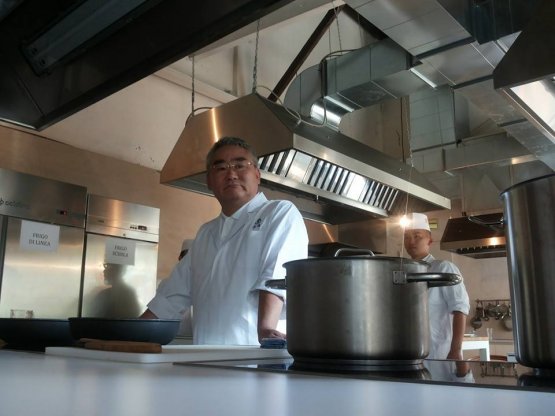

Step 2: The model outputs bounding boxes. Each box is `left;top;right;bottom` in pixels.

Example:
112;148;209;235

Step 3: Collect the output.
1;350;554;416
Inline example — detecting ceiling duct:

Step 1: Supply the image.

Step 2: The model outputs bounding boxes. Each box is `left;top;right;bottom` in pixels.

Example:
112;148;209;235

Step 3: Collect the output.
160;94;450;224
284;38;435;130
440;213;505;259
341;0;553;209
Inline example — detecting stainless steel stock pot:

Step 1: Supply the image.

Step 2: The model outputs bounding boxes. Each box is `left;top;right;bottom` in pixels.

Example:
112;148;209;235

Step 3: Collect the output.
267;254;461;365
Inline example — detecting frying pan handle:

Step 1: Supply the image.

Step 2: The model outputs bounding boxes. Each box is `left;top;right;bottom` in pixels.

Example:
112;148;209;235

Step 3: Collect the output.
393;271;462;287
266;279;286;289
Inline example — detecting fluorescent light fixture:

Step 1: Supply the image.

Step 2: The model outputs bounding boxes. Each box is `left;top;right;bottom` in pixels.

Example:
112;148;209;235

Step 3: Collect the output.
409;67;438;89
23;0;150;74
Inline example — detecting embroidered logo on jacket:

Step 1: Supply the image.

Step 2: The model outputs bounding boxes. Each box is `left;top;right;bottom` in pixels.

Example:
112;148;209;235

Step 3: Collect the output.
252;218;263;230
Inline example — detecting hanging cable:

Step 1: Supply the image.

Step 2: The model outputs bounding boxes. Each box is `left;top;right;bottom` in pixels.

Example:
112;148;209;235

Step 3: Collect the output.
400;95;415;265
185;55;213;125
320;1;345;128
191;55;195;114
331;0;343;52
252;19;261;94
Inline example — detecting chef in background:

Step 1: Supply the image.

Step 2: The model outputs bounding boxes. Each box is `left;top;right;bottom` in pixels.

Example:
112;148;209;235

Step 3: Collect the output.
403;213;470;362
141;137;308;345
90;263;142;318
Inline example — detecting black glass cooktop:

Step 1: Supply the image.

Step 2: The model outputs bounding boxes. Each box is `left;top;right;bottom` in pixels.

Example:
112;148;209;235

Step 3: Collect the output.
177;357;555;393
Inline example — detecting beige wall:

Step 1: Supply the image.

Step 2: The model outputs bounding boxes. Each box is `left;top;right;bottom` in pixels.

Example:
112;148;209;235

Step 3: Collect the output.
0;124;221;281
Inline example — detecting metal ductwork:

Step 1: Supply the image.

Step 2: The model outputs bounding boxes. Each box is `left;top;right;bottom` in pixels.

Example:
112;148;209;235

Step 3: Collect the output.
283;38;434;130
409;85;552;213
160;93;450;224
440;213;505;259
342;0;553;212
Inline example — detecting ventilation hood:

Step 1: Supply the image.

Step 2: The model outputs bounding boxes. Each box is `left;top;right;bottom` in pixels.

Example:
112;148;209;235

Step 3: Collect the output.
160;93;450;224
0;0;292;130
493;0;555;146
440;213;506;259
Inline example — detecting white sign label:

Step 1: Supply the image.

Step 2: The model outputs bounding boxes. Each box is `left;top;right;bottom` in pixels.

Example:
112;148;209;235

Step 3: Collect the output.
104;237;136;266
20;220;60;252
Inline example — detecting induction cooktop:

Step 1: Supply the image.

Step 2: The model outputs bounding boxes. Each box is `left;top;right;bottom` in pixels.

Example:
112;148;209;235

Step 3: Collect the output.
176;357;555;393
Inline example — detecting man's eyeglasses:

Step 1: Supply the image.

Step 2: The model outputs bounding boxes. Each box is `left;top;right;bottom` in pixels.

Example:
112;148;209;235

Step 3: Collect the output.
210;160;255;173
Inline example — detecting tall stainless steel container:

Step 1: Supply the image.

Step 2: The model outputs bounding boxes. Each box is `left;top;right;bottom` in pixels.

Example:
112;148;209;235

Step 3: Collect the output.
80;195;159;319
501;173;555;369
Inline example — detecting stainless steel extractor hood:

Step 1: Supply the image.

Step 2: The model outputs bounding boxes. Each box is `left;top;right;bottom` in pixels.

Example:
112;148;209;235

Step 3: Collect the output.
160;93;451;224
493;0;555;146
440;213;506;259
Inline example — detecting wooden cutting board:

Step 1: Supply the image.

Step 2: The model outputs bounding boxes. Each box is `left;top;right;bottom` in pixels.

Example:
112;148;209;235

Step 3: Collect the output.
77;338;162;353
45;344;291;363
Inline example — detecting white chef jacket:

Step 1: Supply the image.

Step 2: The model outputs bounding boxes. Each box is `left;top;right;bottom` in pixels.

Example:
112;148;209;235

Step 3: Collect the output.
422;254;470;359
423;360;475;383
147;193;308;345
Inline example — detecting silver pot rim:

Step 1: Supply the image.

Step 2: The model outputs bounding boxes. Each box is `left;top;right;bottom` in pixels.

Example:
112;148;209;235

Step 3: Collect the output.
284;256;426;267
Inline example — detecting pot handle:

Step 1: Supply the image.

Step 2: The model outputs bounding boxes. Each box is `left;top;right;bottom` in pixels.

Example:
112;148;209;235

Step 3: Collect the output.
265;279;286;289
393;271;462;287
468;215;505;231
333;248;375;257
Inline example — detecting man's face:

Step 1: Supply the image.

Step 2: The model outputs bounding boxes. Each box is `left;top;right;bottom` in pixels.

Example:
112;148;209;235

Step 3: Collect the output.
403;229;432;260
206;144;260;215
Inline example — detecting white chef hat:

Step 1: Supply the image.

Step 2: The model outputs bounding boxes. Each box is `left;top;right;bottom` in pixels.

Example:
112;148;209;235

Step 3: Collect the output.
403;213;430;231
181;239;193;252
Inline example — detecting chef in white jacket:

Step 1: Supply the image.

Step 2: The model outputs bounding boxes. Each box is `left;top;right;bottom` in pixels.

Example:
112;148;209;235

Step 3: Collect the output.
141;137;308;345
403;213;470;361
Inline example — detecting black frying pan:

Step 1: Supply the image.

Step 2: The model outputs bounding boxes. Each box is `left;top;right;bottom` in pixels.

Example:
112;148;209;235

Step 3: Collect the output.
0;318;74;351
68;318;181;345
